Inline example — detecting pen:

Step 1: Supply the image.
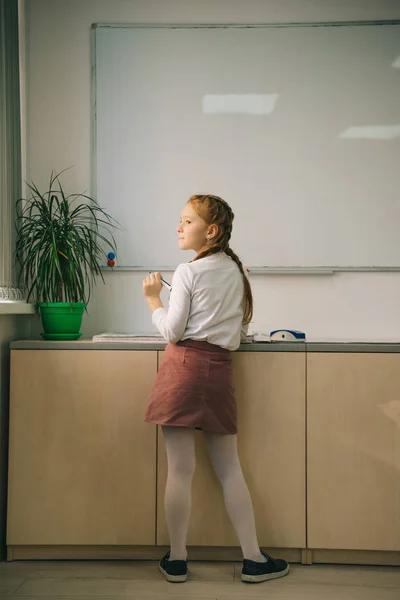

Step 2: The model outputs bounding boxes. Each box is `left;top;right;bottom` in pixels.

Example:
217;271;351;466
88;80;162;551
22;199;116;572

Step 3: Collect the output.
148;272;172;292
161;277;172;292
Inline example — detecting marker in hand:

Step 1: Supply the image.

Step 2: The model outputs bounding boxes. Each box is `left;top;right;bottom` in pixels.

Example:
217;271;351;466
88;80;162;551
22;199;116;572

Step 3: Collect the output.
148;272;172;292
160;277;172;292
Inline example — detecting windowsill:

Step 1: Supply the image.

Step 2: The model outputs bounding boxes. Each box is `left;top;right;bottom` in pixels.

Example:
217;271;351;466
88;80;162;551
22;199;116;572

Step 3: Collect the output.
0;302;36;315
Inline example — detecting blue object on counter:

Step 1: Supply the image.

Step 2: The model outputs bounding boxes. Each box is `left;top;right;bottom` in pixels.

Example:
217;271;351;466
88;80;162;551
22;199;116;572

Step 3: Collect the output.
270;329;306;341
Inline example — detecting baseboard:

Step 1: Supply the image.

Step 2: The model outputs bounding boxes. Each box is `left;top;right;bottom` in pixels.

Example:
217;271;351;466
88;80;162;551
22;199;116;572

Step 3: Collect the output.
7;545;301;562
6;545;400;566
310;549;400;567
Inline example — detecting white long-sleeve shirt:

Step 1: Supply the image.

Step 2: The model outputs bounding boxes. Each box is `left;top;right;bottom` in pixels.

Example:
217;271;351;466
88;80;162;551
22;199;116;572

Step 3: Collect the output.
152;253;248;351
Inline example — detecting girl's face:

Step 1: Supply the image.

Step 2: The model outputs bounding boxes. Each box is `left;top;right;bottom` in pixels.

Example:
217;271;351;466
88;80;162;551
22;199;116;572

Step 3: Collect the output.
176;202;217;255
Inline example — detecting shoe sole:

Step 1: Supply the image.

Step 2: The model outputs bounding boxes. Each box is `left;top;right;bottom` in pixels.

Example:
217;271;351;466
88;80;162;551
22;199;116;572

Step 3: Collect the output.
158;563;188;583
241;563;290;583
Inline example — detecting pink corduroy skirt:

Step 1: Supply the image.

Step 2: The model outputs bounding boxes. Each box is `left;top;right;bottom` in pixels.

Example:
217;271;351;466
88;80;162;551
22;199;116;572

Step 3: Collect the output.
144;338;237;435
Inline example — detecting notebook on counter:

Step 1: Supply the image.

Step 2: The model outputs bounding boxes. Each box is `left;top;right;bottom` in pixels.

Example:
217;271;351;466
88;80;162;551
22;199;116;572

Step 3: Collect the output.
92;333;165;343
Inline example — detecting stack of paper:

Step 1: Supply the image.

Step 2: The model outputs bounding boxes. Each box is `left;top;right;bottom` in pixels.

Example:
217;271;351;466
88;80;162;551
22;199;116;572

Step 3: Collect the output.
253;333;271;342
92;333;165;343
241;333;271;343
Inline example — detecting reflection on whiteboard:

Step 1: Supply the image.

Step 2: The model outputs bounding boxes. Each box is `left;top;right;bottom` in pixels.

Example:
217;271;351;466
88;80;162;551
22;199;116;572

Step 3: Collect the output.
202;94;279;115
340;125;400;140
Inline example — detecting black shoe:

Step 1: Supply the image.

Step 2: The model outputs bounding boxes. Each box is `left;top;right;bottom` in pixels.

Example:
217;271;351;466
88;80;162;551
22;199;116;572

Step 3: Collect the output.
241;551;290;583
158;551;188;583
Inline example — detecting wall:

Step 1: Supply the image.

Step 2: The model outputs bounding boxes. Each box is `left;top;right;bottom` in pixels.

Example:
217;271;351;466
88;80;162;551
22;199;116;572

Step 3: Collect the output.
25;0;400;342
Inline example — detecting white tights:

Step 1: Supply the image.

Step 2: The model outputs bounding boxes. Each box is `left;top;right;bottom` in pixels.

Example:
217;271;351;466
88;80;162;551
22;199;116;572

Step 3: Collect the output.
162;425;265;562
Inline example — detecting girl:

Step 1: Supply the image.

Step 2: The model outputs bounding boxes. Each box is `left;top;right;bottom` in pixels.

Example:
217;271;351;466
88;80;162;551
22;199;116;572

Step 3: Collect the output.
142;194;289;584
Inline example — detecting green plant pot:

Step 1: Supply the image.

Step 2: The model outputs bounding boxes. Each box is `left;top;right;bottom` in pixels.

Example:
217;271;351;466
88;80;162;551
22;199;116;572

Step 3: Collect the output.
38;302;86;339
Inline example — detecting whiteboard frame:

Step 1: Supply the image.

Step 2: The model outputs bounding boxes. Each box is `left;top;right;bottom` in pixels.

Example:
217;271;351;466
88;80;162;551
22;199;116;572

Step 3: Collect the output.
91;20;400;274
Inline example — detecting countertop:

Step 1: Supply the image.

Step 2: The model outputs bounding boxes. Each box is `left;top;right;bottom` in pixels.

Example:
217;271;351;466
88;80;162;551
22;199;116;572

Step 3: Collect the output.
9;340;400;353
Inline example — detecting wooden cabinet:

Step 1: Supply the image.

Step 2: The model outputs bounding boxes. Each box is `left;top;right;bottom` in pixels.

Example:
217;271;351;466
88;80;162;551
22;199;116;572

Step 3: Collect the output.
307;353;400;551
7;350;157;545
9;346;398;560
157;352;306;549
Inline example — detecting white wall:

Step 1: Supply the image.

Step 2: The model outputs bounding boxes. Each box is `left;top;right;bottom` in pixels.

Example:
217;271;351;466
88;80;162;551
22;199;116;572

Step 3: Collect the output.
25;0;400;342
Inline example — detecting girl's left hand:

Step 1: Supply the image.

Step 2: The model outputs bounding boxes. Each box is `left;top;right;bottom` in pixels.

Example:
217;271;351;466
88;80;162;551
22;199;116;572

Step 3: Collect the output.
143;272;162;297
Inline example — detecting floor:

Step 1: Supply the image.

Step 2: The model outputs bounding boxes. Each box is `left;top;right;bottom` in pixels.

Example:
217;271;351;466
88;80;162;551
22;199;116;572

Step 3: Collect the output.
0;560;400;599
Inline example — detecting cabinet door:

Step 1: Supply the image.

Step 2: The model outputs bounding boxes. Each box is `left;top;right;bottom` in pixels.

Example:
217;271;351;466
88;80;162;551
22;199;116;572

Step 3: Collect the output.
157;352;306;548
7;350;157;545
307;353;400;551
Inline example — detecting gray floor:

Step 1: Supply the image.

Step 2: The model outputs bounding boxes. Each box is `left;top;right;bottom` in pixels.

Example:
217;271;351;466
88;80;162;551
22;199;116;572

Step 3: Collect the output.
0;560;400;599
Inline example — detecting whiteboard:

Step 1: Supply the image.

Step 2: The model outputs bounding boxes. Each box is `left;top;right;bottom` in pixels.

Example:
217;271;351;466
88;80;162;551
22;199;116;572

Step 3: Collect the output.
93;23;400;268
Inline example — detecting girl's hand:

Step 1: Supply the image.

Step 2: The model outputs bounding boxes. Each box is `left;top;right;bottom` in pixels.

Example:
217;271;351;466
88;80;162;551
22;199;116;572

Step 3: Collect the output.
143;272;162;297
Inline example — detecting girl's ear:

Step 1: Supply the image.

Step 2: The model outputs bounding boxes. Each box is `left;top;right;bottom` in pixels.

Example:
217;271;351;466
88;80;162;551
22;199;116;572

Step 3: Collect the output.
208;224;218;237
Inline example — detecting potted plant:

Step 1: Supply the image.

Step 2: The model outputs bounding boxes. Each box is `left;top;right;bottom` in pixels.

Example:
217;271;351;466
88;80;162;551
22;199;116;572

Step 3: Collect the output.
15;170;119;339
